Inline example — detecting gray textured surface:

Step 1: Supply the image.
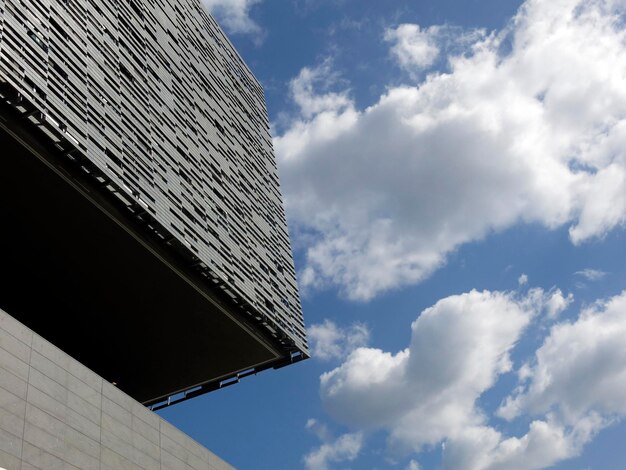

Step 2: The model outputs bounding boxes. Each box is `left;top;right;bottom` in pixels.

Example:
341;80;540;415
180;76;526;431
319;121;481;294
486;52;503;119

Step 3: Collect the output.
0;308;235;470
0;0;306;354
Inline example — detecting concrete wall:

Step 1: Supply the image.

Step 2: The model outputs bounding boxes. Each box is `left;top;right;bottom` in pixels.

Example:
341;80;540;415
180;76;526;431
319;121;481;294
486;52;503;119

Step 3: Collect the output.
0;308;234;470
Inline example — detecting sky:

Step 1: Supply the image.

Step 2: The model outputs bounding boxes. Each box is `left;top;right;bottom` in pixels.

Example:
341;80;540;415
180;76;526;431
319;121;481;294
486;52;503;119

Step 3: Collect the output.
160;1;626;469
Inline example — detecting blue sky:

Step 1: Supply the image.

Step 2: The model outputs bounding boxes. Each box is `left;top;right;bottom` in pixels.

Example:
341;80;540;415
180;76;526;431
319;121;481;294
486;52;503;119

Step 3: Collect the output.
160;1;626;469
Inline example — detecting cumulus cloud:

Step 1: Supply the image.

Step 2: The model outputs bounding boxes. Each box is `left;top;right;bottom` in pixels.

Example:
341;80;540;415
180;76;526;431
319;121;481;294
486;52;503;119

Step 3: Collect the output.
441;416;600;470
518;274;529;286
385;24;441;70
308;319;370;361
202;0;262;35
320;290;534;448
317;288;626;469
276;0;626;300
499;291;626;425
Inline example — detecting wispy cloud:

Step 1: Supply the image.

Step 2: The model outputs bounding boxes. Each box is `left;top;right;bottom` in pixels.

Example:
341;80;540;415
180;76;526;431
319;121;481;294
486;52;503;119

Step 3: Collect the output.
406;460;421;470
303;427;363;470
308;319;370;361
384;24;441;71
202;0;263;36
575;269;608;282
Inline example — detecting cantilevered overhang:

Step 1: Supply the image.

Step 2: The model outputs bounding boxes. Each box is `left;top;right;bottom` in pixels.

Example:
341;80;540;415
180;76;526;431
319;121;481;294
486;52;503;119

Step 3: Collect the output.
0;99;301;407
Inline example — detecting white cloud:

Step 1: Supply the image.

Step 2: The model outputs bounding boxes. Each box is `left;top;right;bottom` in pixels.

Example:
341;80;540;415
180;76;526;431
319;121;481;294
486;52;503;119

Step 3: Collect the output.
385;24;441;70
306;418;333;442
407;459;421;470
518;274;529;286
276;0;626;300
320;290;533;447
499;291;626;426
309;319;370;361
303;432;364;470
543;288;573;319
575;268;608;281
289;60;352;120
318;288;626;469
441;415;601;470
520;287;573;320
202;0;262;35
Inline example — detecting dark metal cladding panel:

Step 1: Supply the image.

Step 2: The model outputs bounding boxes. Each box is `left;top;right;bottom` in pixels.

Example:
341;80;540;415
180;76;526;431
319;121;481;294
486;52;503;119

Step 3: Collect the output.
0;0;307;353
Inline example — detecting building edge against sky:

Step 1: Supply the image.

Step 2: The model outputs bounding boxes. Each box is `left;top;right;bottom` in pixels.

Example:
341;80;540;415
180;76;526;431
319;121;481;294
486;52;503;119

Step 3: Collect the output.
0;0;307;408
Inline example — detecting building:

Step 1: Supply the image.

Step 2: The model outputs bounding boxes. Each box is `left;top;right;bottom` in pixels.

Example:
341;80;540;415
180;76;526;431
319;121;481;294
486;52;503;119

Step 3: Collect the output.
0;307;237;470
0;0;307;467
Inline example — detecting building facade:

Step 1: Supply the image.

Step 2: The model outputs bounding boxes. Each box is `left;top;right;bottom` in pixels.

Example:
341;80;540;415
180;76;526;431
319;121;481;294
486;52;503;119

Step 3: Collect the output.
0;307;235;470
0;0;307;407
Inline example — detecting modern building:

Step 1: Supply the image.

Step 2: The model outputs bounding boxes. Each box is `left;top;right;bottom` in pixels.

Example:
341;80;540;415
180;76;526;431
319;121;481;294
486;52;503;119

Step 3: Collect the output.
0;306;237;470
0;0;307;467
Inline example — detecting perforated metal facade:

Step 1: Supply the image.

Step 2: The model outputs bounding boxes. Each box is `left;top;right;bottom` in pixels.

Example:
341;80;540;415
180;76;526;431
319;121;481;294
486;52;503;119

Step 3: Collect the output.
0;0;307;367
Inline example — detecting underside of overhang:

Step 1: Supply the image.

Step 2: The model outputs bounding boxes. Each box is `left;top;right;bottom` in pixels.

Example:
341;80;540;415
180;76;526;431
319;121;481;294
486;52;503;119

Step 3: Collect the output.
0;102;291;406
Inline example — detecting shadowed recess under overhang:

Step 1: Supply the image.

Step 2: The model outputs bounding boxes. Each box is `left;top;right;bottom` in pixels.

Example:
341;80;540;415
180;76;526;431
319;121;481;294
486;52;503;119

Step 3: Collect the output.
0;114;285;405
